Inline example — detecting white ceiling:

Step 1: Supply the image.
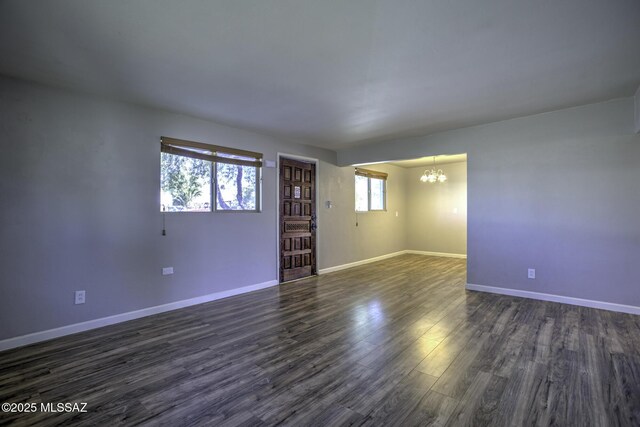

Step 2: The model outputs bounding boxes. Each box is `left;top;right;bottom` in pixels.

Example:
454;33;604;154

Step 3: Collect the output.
1;1;639;150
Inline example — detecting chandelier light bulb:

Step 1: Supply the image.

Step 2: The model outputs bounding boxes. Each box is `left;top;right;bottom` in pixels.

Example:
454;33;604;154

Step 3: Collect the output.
419;157;447;184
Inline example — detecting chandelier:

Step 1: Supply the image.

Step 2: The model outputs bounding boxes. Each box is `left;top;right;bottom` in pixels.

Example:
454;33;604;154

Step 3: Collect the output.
420;156;447;183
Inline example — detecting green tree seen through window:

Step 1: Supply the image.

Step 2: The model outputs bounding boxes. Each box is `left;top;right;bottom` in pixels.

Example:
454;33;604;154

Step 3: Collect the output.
161;153;211;211
161;153;258;212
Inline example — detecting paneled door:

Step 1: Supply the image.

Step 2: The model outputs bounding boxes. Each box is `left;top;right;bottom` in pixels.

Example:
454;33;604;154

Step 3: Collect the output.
279;158;317;282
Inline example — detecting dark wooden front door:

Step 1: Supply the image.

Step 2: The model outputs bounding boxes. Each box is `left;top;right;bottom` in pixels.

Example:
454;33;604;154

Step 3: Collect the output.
279;158;316;282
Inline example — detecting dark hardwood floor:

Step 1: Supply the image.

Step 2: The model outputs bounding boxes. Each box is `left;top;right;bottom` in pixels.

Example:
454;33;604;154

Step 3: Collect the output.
1;254;640;426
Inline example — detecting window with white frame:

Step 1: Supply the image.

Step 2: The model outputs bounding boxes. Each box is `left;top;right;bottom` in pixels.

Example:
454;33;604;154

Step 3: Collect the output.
160;137;262;212
354;168;387;212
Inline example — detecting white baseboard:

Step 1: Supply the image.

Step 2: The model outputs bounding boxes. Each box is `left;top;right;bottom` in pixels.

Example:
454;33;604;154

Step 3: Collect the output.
319;249;467;275
466;283;640;315
318;251;407;274
0;279;278;352
405;250;467;259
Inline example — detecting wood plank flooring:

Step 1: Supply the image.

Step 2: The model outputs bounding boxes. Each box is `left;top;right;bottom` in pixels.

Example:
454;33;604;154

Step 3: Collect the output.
1;254;640;426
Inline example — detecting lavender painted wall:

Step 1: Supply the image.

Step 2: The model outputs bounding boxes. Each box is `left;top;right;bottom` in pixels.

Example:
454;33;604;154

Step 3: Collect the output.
2;74;638;343
339;98;640;307
635;86;640;133
0;76;344;340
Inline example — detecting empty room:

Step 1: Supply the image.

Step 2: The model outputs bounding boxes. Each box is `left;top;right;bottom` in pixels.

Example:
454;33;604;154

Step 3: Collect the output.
1;1;639;426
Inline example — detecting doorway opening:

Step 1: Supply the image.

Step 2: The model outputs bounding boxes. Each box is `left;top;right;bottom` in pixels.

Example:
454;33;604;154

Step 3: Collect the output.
355;153;467;261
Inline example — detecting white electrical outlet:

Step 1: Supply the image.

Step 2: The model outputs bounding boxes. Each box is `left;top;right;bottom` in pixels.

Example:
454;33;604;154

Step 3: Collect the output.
74;290;86;305
528;268;536;279
162;267;174;276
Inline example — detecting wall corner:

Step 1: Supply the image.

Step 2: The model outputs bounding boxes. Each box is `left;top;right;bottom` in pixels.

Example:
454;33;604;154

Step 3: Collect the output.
635;85;640;134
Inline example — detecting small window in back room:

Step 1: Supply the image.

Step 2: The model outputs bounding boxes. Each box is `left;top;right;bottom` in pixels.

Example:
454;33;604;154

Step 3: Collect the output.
160;137;262;212
354;168;388;212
